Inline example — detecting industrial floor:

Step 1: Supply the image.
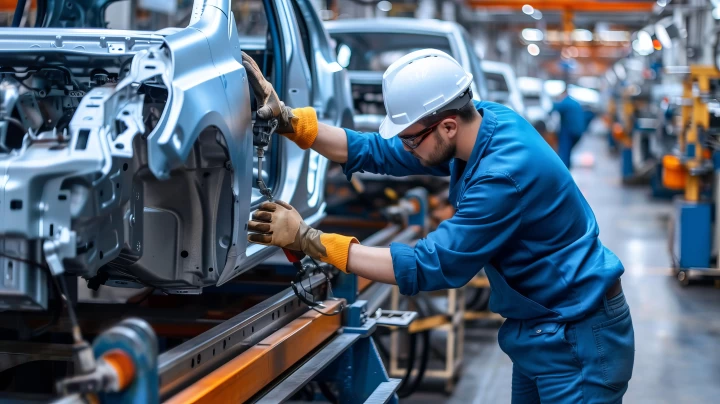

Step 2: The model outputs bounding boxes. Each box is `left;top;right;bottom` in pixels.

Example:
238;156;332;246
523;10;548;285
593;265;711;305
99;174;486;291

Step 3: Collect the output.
405;134;720;403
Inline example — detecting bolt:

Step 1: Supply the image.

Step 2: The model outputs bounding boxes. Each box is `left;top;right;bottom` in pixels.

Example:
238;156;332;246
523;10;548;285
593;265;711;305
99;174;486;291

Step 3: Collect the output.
130;214;135;225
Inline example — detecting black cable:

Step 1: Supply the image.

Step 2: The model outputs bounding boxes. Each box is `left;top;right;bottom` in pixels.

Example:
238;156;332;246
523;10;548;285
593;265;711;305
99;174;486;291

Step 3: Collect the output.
399;330;431;398
396;331;417;394
397;297;431;398
34;0;47;27
11;0;27;27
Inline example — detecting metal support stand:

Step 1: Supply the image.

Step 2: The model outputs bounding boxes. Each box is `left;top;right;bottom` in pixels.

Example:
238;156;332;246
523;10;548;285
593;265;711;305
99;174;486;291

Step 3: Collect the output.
258;300;403;404
389;286;466;393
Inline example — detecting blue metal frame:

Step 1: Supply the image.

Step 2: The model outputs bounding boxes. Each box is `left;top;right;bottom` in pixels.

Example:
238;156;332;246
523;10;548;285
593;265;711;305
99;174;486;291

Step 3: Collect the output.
314;300;399;404
674;199;712;269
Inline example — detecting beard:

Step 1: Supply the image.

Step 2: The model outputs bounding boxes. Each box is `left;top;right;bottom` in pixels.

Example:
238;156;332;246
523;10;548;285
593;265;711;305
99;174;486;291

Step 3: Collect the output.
414;131;455;167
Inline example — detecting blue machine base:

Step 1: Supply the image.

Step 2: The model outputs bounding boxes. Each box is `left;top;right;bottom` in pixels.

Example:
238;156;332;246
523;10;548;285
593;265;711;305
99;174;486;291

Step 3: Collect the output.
621;147;634;179
674;199;713;269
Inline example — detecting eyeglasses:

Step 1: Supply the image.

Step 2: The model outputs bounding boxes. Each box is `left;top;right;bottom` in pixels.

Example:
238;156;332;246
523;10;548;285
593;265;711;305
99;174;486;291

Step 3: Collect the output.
399;115;456;150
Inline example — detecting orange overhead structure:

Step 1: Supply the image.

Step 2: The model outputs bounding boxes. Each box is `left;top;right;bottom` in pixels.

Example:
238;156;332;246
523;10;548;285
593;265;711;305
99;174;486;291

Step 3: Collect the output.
0;0;36;12
467;0;655;13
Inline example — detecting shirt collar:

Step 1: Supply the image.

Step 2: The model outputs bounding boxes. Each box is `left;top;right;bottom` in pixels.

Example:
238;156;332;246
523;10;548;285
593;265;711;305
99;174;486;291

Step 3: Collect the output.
462;101;498;175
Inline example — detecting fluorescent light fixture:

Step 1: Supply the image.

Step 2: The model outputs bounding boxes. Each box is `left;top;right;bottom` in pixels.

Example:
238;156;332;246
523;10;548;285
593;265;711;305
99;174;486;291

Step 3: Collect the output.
517;77;543;93
531;10;543;20
544;80;566;97
578;76;601;89
521;28;544;42
522;4;534;15
597;30;630;42
713;7;720;20
572;29;593;42
568;85;600;105
527;44;540;56
377;1;392;12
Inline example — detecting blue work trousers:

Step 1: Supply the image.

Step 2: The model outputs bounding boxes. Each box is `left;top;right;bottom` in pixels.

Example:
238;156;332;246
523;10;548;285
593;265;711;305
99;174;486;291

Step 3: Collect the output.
558;132;582;169
499;292;635;403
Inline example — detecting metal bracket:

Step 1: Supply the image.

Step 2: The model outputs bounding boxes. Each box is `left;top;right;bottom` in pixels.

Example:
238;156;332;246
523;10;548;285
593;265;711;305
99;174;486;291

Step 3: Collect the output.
372;309;418;328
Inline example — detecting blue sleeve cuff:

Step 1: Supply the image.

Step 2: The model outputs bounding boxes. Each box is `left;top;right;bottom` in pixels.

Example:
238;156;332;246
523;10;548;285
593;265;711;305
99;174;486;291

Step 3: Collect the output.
390;242;419;296
341;128;367;181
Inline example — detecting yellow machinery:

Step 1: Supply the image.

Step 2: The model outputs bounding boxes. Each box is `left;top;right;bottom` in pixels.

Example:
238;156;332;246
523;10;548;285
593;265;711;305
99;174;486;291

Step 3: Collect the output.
663;65;719;284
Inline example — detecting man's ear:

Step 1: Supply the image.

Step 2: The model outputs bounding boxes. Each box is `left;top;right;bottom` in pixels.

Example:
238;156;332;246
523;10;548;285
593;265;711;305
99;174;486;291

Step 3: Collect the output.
443;119;459;140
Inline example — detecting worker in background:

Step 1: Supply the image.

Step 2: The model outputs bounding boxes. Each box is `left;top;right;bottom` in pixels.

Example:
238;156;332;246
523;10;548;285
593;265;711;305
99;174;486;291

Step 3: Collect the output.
241;50;634;403
552;89;586;169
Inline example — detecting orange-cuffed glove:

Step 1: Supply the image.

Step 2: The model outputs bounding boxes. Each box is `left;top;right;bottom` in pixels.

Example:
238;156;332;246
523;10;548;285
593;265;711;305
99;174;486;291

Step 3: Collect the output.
247;201;358;272
242;52;319;149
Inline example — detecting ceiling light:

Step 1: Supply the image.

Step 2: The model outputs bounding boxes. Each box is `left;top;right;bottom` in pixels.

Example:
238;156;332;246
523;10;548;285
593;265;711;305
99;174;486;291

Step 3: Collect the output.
527;44;540;56
597;30;630;42
521;28;544;42
377;1;392;12
713;7;720;20
657;0;667;7
522;4;534;15
531;10;543;20
571;29;593;42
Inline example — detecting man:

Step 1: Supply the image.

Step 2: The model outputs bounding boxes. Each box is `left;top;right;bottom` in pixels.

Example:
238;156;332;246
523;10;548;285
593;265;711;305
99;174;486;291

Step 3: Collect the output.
241;49;634;402
552;89;586;169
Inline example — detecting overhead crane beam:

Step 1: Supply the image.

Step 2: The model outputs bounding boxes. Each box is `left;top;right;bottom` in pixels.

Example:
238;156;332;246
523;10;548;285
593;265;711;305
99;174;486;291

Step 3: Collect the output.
467;0;655;13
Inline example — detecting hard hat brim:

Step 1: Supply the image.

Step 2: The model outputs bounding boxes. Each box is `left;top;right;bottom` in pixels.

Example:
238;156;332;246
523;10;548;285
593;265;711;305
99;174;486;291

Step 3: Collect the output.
378;116;412;139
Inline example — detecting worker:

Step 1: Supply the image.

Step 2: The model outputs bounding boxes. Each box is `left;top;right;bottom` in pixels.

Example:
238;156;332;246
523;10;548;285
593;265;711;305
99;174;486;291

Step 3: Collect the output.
241;50;634;402
552;89;586;169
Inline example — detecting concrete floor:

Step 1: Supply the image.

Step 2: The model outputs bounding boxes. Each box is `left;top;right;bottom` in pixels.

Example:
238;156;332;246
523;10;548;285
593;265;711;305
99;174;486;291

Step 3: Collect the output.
405;134;720;403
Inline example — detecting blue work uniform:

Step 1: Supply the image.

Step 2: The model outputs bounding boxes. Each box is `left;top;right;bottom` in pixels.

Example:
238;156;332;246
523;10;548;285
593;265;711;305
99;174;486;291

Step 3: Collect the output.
342;100;634;403
553;95;585;169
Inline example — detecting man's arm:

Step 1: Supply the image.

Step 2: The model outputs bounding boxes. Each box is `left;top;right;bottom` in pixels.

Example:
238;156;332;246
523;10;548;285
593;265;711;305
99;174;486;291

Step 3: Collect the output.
346;244;397;285
310;122;350;163
340;172;522;294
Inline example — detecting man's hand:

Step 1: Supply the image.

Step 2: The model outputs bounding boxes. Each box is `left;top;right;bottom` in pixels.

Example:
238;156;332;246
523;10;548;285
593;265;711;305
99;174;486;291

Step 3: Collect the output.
241;52;287;123
247;201;358;272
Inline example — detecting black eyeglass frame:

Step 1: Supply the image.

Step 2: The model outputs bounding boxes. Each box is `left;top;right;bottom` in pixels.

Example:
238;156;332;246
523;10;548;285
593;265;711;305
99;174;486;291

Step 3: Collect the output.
397;88;474;150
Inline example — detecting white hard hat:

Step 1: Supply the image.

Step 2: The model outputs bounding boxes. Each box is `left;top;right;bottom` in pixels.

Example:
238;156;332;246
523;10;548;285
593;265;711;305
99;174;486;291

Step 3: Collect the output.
379;49;473;139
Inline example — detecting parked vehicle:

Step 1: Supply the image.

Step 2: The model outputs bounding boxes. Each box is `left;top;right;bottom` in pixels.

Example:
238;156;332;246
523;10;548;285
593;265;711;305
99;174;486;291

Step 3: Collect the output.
517;76;557;134
481;60;526;118
0;0;353;311
325;18;489;132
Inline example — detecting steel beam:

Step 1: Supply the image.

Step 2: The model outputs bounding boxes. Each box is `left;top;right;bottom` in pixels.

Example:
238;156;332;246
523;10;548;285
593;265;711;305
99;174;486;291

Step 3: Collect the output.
467;0;655;13
164;300;344;404
158;275;328;399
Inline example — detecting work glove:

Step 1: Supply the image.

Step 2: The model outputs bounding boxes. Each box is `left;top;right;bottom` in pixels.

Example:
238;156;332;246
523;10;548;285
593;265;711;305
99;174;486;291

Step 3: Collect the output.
247;201;358;272
241;52;318;149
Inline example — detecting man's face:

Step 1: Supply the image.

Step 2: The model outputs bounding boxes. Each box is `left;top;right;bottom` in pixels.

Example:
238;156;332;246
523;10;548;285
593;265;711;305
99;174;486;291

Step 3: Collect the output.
399;119;457;167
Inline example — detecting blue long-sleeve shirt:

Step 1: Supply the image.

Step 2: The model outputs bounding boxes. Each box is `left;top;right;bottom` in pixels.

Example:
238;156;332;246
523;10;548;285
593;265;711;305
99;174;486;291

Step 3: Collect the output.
342;100;623;322
553;95;585;138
